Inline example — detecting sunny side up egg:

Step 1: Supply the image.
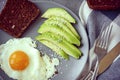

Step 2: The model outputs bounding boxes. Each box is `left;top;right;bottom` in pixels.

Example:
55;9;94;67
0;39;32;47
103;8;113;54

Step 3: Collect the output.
0;37;59;80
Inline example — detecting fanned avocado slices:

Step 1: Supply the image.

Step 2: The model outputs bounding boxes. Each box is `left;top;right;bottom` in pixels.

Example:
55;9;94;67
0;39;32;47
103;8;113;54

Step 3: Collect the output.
36;32;82;59
42;8;75;23
48;16;80;39
39;40;69;60
38;23;80;46
45;19;76;38
36;7;82;60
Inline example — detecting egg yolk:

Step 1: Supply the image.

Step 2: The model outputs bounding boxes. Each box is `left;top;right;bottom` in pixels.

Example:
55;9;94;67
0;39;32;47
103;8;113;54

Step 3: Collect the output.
9;51;29;71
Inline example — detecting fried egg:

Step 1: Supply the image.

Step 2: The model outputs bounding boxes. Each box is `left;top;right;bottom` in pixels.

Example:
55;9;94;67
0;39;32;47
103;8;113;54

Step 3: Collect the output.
0;37;59;80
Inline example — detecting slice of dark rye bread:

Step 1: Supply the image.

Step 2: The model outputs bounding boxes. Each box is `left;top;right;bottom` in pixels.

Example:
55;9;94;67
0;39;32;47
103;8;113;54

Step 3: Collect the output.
0;0;40;37
87;0;120;10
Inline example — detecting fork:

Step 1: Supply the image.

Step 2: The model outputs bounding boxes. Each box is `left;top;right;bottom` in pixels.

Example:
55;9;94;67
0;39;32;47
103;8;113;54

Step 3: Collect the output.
84;24;113;80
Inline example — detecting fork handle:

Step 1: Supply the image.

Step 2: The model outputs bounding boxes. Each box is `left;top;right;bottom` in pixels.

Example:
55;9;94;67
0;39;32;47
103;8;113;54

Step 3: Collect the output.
84;60;99;80
91;61;99;80
84;71;93;80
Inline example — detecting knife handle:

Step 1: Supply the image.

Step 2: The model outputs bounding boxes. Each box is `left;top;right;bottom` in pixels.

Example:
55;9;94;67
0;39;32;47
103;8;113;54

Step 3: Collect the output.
98;42;120;75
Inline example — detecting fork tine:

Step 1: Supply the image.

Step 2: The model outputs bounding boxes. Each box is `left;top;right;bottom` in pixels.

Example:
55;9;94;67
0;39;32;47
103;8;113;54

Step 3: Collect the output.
104;25;113;49
96;24;113;49
99;31;105;48
95;23;106;48
101;25;113;49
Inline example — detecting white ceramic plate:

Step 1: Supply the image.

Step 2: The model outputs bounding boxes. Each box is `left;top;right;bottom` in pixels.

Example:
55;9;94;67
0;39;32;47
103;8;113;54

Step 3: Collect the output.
0;1;89;80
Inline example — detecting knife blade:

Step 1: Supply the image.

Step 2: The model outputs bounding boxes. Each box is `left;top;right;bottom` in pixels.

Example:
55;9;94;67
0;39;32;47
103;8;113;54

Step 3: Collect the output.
98;42;120;75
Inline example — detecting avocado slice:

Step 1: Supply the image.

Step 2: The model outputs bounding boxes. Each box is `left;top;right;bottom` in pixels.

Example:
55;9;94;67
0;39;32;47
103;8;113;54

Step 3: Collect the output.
44;19;78;40
48;16;80;39
38;23;80;46
39;40;69;60
42;8;75;23
36;32;82;59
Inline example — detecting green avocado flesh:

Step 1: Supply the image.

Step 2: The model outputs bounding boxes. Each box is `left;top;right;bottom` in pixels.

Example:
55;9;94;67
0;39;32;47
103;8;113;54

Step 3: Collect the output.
45;19;77;38
36;32;82;59
38;23;80;46
48;16;80;39
36;7;82;60
42;8;75;23
39;40;69;60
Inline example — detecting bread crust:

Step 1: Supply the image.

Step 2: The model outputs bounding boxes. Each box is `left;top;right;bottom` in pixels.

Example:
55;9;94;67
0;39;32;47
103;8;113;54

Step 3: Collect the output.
87;0;120;10
0;0;40;37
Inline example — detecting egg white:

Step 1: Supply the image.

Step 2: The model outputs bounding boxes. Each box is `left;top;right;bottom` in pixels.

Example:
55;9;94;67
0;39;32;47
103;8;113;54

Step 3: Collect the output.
0;38;47;80
0;37;59;80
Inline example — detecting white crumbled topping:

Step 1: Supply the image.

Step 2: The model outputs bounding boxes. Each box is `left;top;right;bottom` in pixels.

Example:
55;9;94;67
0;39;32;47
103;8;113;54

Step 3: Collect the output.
42;54;59;78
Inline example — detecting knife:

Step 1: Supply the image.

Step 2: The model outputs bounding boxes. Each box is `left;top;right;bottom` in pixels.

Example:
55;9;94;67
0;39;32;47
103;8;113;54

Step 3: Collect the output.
98;42;120;75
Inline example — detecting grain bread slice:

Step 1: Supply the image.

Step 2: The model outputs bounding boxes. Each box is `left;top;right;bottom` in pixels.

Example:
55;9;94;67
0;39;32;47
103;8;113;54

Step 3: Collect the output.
0;0;40;37
87;0;120;10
